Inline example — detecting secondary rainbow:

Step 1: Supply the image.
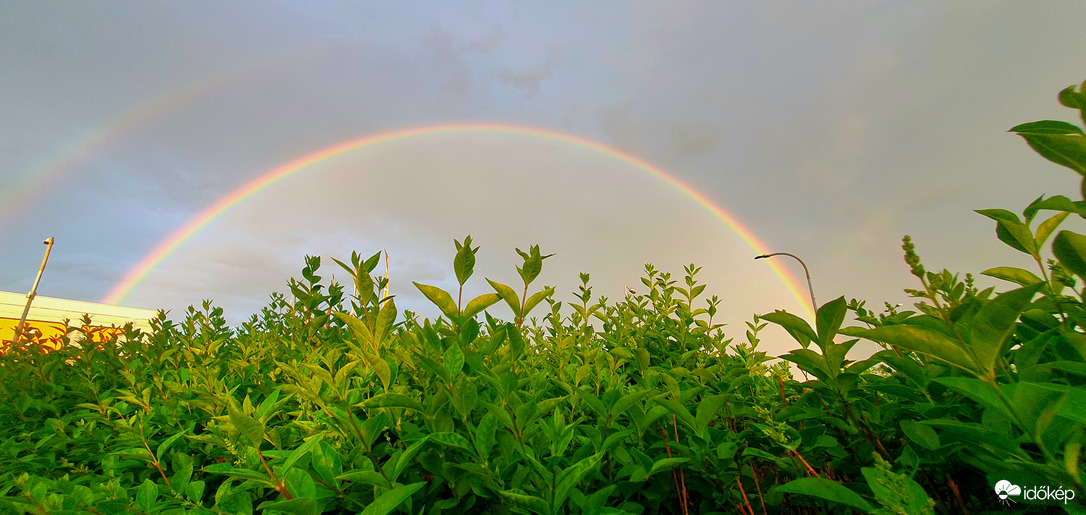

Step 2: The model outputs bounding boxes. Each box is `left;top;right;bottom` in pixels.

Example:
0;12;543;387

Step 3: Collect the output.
103;123;816;318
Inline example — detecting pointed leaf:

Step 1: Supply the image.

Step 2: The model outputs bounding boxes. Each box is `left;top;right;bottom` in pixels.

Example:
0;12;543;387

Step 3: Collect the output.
487;279;522;317
359;482;426;515
413;282;458;319
1011;120;1084;135
1053;230;1086;278
360;393;424;414
554;453;603;511
523;287;555;317
815;296;847;349
1036;211;1071;247
777;478;875;512
228;402;265;447
969;284;1043;376
373;299;397;347
981;267;1042;287
443;344;465;380
858;325;980;376
760;311;817;347
1020;132;1086;175
463;293;501;320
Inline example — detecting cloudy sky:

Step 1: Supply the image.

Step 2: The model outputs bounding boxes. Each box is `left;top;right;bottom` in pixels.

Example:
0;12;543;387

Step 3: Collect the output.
2;2;1085;357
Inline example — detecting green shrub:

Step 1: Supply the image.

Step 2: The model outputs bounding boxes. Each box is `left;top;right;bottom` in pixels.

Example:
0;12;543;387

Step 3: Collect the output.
1;81;1084;514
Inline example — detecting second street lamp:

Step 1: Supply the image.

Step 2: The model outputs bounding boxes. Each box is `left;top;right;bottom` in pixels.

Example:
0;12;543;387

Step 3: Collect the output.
755;252;817;315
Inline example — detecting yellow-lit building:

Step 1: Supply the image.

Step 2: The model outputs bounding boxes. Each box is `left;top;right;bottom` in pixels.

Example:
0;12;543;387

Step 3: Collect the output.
0;291;159;351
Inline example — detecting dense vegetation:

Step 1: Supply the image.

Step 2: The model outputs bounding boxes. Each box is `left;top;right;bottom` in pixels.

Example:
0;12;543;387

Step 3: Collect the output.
2;83;1086;514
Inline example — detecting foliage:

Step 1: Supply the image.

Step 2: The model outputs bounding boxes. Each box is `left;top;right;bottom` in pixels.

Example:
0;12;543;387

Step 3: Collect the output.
1;82;1085;513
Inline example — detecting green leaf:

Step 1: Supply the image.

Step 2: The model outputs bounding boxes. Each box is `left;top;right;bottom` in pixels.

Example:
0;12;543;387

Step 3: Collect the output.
413;282;459;319
977;209;1037;255
554;453;603;511
257;497;319;515
858;325;980;376
283;469;316;500
968;284;1042;376
156;432;186;463
1059;83;1086;111
373;299;397;347
814;296;848;349
981;266;1042;287
1053;230;1086;278
228;402;265;447
136;479;158;512
334;311;373;349
1017;133;1086;175
760;310;817;347
523;287;555;317
932;377;1012;420
336;470;391;489
186;480;206;503
609;390;650;420
312;441;342;486
1035;211;1071;247
499;489;551;515
899;419;940;450
651;396;697;435
360;482;426;515
429;432;476;455
1010;120;1084;135
444;344;465;380
281;434;323;475
454;239;476;286
204;464;273;485
463;293;501;319
780;349;831;382
487;279;522;318
641;457;689;480
474;412;499;457
777;477;875;512
392;438;430;483
695;394;726;439
360;393;424;414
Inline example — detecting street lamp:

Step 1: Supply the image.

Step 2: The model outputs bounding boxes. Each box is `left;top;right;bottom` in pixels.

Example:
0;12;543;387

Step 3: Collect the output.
14;237;54;345
755;252;817;314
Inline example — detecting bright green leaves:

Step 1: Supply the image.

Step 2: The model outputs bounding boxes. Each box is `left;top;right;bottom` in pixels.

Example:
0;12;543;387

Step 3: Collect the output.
1053;230;1086;279
488;279;522;319
976;209;1039;256
359;482;426;515
414;283;458;319
487;245;555;328
1011;118;1086;175
859;284;1042;381
515;244;555;287
463;293;501;320
335;298;397;354
228;401;266;447
414;236;502;322
453;235;478;287
332;250;383;307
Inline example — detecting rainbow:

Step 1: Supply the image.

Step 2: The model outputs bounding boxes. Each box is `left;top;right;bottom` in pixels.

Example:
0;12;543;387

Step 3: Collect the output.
102;123;816;318
0;43;338;224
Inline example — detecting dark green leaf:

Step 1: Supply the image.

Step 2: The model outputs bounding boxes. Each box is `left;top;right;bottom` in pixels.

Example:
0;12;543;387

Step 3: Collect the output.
777;478;875;512
360;482;426;515
1053;230;1086;278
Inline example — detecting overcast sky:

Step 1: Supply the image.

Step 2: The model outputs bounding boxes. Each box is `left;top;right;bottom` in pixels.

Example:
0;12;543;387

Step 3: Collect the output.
3;2;1086;357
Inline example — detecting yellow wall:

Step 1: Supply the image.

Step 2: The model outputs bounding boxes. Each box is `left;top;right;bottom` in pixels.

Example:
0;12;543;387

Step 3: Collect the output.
0;291;159;351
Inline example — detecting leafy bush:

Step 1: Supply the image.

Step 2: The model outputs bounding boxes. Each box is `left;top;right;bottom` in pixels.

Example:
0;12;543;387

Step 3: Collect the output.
1;82;1085;514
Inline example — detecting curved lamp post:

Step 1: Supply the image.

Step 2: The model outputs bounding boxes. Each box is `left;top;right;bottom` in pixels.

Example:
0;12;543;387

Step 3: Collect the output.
755;252;817;314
